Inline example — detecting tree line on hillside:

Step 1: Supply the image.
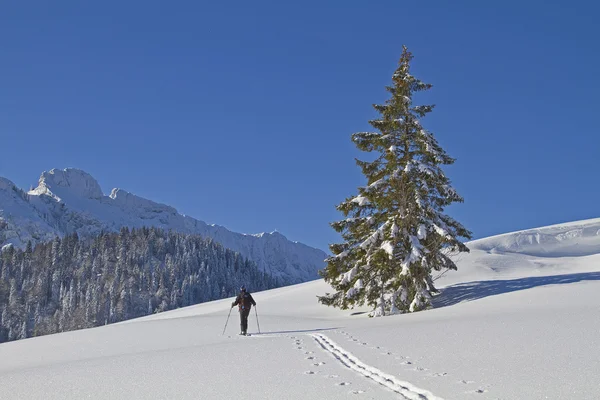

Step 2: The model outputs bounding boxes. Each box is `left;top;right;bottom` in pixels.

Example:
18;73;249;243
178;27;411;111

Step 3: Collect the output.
0;227;279;343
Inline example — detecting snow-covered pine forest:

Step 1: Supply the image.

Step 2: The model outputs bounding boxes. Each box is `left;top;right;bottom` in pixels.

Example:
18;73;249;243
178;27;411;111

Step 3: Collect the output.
0;227;278;343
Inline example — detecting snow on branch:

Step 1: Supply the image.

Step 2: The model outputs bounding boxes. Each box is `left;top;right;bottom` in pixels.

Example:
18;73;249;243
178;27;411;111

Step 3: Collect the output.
380;241;394;258
352;132;381;142
391;222;399;238
345;278;364;299
432;224;450;239
400;235;424;276
369;179;385;189
442;184;459;198
360;221;390;251
414;191;424;209
418;129;445;162
352;196;370;206
340;265;358;285
417;224;427;239
335;250;350;259
404;160;439;177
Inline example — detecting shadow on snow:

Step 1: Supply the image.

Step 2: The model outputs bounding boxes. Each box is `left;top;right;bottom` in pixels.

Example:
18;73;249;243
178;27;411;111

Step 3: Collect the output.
433;271;600;308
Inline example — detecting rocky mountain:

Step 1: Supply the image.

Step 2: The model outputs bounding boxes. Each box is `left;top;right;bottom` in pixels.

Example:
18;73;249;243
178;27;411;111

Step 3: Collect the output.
0;168;327;283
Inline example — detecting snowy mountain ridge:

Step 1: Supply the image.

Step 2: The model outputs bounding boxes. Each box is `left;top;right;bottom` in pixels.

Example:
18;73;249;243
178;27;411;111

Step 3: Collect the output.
0;168;327;283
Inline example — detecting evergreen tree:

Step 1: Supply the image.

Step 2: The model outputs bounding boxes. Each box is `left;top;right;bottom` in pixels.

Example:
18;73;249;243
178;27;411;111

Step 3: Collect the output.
0;227;281;343
318;46;471;316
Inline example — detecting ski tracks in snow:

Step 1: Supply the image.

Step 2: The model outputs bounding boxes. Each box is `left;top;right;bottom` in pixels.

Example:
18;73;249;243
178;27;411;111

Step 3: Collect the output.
311;333;444;400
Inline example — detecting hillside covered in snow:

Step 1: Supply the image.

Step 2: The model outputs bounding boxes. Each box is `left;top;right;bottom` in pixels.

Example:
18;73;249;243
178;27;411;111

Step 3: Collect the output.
1;218;599;399
0;168;327;283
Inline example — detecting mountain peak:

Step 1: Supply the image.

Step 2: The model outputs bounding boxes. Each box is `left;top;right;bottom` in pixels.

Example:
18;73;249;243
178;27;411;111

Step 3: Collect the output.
253;230;288;240
3;168;328;283
31;168;104;200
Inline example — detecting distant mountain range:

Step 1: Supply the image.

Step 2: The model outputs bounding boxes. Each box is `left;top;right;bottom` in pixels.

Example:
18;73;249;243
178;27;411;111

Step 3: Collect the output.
0;168;327;284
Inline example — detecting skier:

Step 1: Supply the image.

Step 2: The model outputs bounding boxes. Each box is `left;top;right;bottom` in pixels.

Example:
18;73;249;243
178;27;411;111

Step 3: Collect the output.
231;285;256;335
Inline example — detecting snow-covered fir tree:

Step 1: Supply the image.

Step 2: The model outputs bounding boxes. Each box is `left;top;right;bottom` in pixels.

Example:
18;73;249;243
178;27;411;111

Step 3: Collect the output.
318;46;471;316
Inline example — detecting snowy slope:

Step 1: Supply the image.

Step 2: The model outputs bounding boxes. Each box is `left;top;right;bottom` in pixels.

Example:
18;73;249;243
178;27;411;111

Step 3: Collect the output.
0;168;327;283
437;217;600;286
1;218;599;399
0;177;58;246
469;217;600;258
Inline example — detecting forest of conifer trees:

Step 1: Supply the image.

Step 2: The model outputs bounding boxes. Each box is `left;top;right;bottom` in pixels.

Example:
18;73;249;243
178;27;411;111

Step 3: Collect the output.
0;227;279;343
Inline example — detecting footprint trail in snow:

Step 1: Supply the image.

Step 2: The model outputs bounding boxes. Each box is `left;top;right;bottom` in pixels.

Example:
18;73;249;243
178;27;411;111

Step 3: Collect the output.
312;333;445;400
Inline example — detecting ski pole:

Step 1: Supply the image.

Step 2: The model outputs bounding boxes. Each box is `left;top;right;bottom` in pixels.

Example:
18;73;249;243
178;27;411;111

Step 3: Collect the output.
254;305;261;334
222;306;233;335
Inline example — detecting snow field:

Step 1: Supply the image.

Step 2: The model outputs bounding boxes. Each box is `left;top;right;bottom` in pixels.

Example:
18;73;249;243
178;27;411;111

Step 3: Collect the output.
1;217;600;399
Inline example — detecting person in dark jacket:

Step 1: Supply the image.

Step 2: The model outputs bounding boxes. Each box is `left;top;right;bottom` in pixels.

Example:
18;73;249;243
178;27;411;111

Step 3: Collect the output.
231;285;256;335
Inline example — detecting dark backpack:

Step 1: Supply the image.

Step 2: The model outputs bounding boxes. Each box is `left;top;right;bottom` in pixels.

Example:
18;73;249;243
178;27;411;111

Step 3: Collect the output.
238;292;253;311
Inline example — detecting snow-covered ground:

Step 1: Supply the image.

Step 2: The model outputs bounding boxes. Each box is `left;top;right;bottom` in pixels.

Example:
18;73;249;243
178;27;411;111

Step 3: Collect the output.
1;218;599;399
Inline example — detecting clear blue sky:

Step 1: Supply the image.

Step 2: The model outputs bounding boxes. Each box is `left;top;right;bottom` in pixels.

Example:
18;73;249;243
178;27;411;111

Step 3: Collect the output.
1;1;598;252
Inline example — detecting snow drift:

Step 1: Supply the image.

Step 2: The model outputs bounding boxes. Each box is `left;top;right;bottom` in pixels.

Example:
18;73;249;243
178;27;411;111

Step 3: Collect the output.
469;217;600;258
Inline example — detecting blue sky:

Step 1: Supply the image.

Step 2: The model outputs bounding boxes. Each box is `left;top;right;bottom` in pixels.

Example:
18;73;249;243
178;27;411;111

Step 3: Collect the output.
1;0;598;252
